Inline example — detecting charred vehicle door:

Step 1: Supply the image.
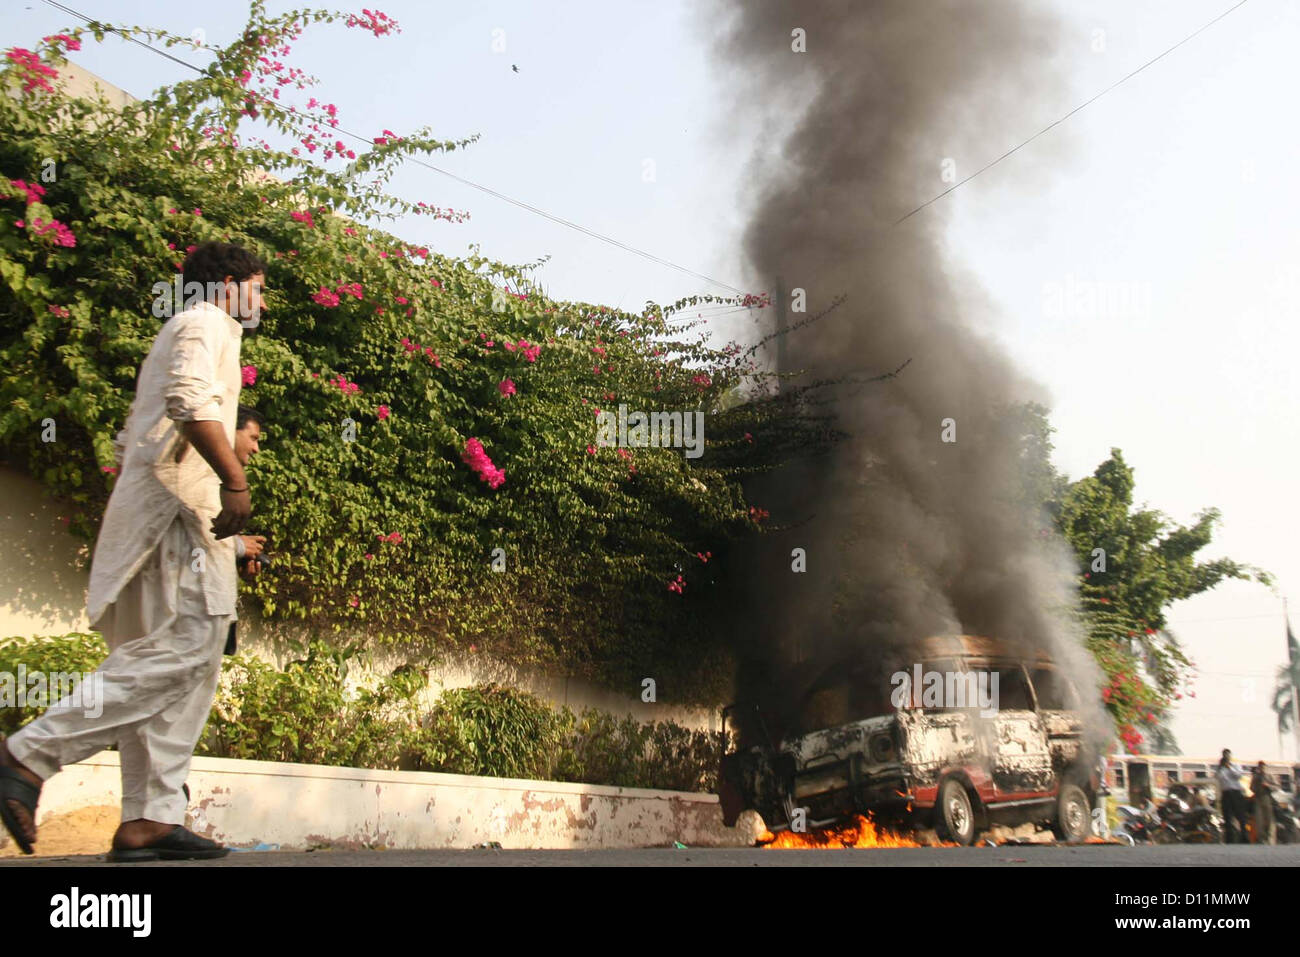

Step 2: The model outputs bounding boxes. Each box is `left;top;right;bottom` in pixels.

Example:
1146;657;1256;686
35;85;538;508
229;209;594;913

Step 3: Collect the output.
983;661;1054;796
1029;665;1086;777
894;656;988;807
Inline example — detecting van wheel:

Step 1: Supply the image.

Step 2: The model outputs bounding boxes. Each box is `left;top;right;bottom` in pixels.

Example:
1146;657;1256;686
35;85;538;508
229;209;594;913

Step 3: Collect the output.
935;778;976;845
1052;783;1091;843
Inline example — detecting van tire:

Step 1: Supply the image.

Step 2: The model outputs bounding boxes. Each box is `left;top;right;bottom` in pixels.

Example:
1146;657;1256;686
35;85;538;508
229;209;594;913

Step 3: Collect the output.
1053;783;1091;843
935;778;976;845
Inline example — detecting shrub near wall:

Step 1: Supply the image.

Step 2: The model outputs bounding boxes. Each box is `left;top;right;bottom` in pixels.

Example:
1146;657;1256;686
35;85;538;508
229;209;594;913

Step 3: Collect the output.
0;633;723;791
0;632;106;737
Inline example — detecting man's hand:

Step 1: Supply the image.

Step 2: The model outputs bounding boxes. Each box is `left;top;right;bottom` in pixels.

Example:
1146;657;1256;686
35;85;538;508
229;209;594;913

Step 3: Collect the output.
178;419;249;539
212;486;250;539
238;557;261;582
239;534;267;560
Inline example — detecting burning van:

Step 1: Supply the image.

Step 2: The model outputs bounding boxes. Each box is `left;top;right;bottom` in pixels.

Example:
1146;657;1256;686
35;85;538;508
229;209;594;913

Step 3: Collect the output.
718;635;1099;845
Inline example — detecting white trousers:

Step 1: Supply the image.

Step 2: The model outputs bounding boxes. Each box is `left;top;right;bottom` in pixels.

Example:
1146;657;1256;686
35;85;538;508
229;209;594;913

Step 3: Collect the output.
9;516;230;824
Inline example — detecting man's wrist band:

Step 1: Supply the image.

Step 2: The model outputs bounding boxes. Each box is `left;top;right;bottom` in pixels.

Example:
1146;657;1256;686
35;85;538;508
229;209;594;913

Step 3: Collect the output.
221;484;249;493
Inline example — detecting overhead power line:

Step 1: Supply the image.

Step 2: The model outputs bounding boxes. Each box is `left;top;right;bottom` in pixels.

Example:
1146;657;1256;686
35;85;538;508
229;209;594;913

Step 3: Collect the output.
39;0;748;295
894;0;1253;225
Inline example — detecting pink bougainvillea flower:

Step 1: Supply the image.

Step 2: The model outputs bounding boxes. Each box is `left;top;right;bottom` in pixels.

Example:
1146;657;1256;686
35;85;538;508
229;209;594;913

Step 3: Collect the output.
9;179;46;206
47;304;70;318
312;287;340;307
42;34;82;52
331;374;361;395
101;465;118;475
241;364;257;386
461;438;505;489
586;445;596;455
290;210;316;228
377;404;390;420
348;596;359;608
498;379;516;397
193;208;202;216
13;219;24;228
5;48;59;94
29;217;76;247
365;553;374;560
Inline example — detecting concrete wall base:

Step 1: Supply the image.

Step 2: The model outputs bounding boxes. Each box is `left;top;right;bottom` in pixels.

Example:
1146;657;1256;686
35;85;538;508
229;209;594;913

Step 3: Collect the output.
0;752;762;856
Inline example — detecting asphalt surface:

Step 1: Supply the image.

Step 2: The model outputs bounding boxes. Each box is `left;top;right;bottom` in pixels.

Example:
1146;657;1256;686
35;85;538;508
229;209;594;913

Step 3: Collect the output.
4;844;1299;866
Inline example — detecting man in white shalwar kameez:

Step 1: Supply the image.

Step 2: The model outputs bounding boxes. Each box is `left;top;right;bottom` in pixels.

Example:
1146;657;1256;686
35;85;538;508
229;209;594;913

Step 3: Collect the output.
0;241;266;860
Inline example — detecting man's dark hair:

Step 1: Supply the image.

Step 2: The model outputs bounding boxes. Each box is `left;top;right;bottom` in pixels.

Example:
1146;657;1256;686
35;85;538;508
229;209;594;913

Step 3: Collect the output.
236;404;265;431
182;241;267;290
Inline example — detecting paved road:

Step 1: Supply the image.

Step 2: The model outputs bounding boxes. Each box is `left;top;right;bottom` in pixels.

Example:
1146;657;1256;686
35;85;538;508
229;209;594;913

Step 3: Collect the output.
4;844;1299;866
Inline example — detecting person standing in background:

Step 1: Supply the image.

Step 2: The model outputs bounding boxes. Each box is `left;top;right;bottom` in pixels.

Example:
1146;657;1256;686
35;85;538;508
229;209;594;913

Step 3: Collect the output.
1250;761;1276;845
1216;748;1250;844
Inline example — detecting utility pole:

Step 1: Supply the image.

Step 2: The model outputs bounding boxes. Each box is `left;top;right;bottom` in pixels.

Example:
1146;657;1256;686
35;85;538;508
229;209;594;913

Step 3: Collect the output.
1288;597;1300;762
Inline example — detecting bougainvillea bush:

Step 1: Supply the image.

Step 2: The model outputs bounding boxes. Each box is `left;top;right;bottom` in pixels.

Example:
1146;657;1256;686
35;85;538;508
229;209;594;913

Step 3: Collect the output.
0;6;834;702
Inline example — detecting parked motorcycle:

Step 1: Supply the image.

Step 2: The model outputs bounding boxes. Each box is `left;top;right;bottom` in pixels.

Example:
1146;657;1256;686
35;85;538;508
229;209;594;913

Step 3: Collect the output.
1158;786;1222;844
1115;802;1176;845
1115;786;1222;845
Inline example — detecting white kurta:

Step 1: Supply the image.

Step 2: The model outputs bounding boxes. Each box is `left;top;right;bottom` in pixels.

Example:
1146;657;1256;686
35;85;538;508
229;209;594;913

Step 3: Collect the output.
8;300;244;825
88;301;244;623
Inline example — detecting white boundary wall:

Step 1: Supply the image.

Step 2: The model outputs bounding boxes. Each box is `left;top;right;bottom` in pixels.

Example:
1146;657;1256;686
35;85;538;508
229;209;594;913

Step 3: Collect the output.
9;752;761;852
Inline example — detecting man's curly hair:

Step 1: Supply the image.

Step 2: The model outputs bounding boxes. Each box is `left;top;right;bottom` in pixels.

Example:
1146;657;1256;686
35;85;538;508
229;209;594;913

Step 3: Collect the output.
181;241;267;291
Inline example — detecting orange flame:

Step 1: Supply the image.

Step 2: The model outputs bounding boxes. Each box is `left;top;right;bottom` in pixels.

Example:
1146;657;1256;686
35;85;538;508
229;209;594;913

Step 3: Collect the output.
757;813;926;848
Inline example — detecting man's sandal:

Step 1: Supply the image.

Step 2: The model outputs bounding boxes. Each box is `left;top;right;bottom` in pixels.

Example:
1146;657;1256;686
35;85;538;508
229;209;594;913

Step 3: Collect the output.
106;825;229;863
0;765;40;855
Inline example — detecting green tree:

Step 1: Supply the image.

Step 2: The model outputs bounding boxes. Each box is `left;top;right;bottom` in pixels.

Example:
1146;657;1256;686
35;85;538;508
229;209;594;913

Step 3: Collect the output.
1016;403;1270;752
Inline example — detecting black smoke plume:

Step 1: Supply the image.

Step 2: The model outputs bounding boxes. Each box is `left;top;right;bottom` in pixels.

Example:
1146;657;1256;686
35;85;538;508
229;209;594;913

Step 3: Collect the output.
707;0;1105;740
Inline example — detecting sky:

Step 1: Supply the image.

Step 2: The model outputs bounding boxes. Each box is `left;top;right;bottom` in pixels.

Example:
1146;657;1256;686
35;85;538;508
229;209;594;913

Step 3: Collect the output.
3;0;1296;761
